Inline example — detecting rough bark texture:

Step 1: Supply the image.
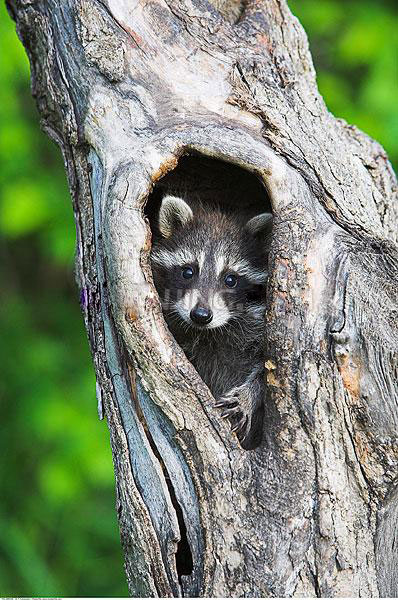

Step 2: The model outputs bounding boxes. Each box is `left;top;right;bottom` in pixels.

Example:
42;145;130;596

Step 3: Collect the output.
7;0;398;596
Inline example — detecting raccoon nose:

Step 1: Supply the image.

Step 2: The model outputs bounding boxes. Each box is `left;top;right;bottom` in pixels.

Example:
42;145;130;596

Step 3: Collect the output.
190;306;213;325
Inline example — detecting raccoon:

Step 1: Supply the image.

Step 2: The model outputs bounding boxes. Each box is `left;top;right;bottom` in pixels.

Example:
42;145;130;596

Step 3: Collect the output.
150;194;272;449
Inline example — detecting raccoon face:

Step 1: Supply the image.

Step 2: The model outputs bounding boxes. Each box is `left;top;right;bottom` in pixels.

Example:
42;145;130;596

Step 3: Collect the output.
151;195;272;331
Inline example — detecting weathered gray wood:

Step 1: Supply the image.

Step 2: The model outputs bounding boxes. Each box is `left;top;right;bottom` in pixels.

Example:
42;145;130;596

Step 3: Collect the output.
6;0;398;596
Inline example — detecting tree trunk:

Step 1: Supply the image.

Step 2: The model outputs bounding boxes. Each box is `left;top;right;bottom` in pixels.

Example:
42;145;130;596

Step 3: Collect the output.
7;0;398;596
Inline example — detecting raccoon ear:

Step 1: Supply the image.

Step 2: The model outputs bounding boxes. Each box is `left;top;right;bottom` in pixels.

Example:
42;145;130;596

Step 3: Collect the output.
158;195;193;238
245;213;273;238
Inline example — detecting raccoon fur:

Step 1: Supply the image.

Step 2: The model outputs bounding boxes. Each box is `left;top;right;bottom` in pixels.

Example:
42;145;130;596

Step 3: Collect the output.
150;194;272;450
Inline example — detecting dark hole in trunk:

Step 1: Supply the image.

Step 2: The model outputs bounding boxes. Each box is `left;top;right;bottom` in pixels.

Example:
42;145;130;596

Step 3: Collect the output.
146;153;272;223
146;152;272;450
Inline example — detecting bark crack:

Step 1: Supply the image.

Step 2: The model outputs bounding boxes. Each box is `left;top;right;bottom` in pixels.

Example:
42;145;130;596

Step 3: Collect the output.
143;419;194;588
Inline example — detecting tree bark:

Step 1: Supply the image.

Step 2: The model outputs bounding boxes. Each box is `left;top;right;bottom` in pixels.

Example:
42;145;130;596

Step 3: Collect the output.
7;0;398;596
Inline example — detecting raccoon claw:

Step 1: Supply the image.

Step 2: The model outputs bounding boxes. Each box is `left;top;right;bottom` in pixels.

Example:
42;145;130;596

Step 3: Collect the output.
215;399;241;420
215;393;250;442
231;414;248;435
220;405;241;419
216;377;264;450
214;400;238;410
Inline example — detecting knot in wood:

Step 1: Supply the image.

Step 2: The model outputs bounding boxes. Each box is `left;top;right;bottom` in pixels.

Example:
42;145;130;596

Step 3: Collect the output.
125;307;139;323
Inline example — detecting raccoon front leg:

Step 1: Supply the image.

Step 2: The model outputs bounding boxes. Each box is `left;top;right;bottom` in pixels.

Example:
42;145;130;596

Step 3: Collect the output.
215;366;265;450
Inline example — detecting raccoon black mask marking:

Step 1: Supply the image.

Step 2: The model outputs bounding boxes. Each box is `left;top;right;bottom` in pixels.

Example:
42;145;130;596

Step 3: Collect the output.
151;194;272;449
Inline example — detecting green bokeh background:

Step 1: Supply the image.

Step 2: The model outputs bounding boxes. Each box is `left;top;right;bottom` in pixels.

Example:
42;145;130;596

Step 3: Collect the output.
0;0;396;596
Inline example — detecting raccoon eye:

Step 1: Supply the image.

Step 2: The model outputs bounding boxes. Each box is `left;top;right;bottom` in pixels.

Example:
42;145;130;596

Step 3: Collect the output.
181;266;194;279
224;273;238;288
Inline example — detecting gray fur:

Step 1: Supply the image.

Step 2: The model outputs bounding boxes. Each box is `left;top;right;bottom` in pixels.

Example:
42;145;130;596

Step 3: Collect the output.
245;213;273;237
150;194;272;449
158;195;193;238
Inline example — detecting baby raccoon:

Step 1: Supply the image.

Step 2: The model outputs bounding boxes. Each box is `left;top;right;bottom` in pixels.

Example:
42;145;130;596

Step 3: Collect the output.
150;194;272;449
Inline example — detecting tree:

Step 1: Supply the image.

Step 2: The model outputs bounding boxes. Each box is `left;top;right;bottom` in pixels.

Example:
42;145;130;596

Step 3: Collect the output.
6;0;398;596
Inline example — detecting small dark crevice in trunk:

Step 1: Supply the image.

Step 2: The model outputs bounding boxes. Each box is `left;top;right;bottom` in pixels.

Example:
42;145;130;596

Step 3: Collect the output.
165;470;194;581
127;363;195;590
142;414;194;583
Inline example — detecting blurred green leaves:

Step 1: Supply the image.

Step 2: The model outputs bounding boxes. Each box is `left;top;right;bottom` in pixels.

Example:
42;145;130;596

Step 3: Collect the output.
1;180;50;236
0;282;127;595
289;0;398;171
0;0;396;596
0;3;74;262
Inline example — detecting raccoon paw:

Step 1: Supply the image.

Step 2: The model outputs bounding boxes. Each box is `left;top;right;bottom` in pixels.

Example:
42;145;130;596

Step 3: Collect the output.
215;396;248;438
215;381;264;450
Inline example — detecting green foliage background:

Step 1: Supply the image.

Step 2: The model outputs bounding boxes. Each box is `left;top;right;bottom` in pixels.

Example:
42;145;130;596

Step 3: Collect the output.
0;0;396;596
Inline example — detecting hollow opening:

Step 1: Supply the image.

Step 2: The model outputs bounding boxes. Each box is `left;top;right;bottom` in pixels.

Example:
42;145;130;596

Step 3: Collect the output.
146;153;273;450
146;153;272;222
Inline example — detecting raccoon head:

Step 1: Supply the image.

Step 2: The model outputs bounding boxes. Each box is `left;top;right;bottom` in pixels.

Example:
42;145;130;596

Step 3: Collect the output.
151;194;272;332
